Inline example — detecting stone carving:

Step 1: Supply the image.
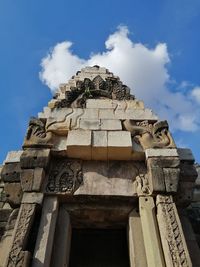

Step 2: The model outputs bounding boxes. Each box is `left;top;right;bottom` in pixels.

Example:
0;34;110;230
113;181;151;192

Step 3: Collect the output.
55;75;135;108
46;159;83;193
23;117;53;148
123;120;176;149
156;195;192;267
134;173;151;195
7;204;36;267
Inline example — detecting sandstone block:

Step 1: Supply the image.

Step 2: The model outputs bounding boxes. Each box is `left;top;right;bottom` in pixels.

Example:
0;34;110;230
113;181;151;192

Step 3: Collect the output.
80;108;99;119
1;163;21;182
21;169;34;192
46;117;71;135
139;196;165;267
163;168;180;192
99;108;115;119
92;131;108;160
115;108;158;120
4;150;23;164
180;163;198;182
33;168;45;191
79;118;100;130
20;149;51;169
107;131;132;160
33;197;58;267
66;130;92;160
147;157;180;168
128;209;147;267
178;148;195;162
100;119;122;130
86;99;117;109
147;165;165;192
22;192;44;204
4;183;22;207
145;148;178;158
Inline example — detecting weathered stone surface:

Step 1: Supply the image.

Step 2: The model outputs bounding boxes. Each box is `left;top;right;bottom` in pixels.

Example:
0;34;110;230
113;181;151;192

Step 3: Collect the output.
46;116;71;135
33;197;58;267
156;195;192;267
139;196;165;267
4;151;23;164
51;206;71;267
145;148;178;158
107;131;132;160
21;169;34;191
79;118;100;130
180;162;198;182
66;130;92;159
22;192;44;204
0;209;12;222
20;149;50;169
147;165;166;192
163;167;180;192
178;148;195;162
6;203;36;267
100;119;122;130
147;157;180;168
32;168;45;191
1;163;21;182
75;161;146;196
45;159;83;194
92;131;108;160
176;182;195;206
128;209;147;267
4;183;22;207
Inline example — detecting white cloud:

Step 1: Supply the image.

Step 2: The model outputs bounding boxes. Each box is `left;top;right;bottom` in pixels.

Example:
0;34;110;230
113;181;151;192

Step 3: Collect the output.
39;26;200;132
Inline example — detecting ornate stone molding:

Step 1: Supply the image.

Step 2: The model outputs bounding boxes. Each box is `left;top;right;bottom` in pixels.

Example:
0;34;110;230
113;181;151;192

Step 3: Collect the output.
156;195;192;267
123;120;176;149
7;203;36;267
46;159;83;194
55;75;135;108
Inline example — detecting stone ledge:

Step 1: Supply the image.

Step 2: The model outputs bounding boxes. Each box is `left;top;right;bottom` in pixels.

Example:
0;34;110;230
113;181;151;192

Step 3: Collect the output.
145;148;178;158
177;148;195;162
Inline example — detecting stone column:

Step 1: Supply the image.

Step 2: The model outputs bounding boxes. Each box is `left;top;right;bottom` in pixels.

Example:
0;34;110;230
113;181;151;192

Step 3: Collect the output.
32;197;58;267
139;196;165;267
128;209;147;267
6;203;37;267
51;206;72;267
156;195;192;267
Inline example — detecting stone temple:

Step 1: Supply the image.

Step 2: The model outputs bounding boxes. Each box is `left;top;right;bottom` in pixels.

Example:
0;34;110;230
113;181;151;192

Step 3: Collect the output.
0;65;200;267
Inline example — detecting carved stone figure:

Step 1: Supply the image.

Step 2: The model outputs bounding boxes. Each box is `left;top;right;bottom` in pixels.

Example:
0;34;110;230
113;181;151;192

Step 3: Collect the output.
23;117;53;148
55;75;135;108
46;159;83;193
123;120;176;149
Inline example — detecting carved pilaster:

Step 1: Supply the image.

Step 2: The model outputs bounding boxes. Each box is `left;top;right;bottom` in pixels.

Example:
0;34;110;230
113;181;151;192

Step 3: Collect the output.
6;203;36;267
156;195;192;267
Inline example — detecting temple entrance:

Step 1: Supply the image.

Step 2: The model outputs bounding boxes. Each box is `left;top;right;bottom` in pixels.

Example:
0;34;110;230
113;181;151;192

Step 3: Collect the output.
69;228;130;267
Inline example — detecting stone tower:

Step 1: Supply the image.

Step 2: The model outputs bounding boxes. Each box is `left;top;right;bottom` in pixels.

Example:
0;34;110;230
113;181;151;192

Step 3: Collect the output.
0;66;200;267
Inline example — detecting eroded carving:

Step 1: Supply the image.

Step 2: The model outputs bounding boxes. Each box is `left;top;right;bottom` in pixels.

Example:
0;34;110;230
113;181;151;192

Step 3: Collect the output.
23;117;53;148
134;173;151;195
123;120;176;149
55;75;135;108
157;195;191;267
46;159;83;193
7;204;36;267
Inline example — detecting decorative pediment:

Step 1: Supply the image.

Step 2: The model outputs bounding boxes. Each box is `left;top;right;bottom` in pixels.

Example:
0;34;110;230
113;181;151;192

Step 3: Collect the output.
55;75;135;108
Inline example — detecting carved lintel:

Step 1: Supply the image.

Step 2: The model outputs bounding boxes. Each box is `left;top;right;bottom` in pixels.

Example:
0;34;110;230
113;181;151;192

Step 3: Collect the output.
46;159;83;194
123;120;176;149
7;203;36;267
55;75;135;108
156;195;192;267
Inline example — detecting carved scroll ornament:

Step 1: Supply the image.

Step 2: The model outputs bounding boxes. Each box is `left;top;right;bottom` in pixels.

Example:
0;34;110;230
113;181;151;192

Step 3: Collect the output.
46;159;83;194
123;120;176;149
55;75;135;108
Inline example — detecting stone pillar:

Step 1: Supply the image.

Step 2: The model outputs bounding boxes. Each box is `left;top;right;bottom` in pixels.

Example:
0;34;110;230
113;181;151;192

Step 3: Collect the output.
128;209;147;267
6;203;37;267
51;206;72;267
156;195;192;267
32;197;58;267
139;196;165;267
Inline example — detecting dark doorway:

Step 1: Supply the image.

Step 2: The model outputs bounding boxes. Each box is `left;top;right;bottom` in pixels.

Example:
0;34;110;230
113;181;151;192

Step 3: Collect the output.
69;228;130;267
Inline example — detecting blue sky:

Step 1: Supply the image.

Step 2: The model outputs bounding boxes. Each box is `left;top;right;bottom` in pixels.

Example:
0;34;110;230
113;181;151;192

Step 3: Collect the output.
0;0;200;163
